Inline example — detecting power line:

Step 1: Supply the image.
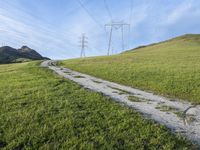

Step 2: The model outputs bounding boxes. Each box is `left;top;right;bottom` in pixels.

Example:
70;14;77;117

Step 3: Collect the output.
129;0;134;24
103;0;113;21
76;0;105;31
128;0;134;49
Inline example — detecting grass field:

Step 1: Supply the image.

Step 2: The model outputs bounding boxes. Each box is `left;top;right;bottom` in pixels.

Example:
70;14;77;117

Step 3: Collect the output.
0;62;197;149
61;34;200;104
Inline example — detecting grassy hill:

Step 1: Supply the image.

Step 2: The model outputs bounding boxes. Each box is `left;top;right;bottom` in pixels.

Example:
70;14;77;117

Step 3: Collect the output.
61;34;200;104
0;46;48;64
0;62;196;149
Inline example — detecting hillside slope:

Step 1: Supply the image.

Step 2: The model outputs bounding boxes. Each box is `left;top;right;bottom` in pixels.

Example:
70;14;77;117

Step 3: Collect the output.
61;34;200;103
0;62;195;149
125;34;200;53
0;46;48;64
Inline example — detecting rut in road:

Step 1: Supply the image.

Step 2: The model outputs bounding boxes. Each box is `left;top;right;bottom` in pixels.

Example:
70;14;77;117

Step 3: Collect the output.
41;60;200;145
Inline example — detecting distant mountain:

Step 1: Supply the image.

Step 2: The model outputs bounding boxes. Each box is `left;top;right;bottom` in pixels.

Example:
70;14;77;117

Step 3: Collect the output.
0;46;49;64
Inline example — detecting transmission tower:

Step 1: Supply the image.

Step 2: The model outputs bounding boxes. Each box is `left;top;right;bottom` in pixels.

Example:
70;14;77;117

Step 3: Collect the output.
79;33;88;58
105;21;130;55
1;43;5;47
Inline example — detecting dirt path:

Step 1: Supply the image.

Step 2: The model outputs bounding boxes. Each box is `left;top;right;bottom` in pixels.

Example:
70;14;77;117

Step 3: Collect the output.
41;60;200;145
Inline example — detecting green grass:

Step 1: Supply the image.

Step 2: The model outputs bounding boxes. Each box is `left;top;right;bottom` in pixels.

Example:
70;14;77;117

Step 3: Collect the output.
155;105;178;112
128;96;148;103
0;62;197;149
61;34;200;104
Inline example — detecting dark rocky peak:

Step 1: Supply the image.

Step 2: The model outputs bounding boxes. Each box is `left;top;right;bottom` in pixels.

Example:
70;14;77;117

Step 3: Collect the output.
18;46;33;52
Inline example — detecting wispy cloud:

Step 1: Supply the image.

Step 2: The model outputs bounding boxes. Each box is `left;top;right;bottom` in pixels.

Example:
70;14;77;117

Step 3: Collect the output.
163;0;194;25
0;0;199;59
0;1;79;59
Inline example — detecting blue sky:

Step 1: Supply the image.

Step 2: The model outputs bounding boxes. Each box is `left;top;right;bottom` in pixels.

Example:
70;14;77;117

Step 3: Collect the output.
0;0;200;59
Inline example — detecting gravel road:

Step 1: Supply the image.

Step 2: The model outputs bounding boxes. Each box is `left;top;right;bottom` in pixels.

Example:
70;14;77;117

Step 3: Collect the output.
41;60;200;145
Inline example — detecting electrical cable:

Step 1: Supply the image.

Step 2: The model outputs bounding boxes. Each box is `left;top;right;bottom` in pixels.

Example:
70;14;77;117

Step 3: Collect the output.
76;0;105;31
103;0;113;21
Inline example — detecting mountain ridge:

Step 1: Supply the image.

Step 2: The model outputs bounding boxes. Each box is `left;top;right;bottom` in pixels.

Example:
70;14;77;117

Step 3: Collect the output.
0;46;49;64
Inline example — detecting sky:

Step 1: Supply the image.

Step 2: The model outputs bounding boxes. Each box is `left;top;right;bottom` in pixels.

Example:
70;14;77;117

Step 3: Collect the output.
0;0;200;59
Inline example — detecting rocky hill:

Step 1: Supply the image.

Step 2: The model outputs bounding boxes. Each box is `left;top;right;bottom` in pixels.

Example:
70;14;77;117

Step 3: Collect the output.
0;46;49;64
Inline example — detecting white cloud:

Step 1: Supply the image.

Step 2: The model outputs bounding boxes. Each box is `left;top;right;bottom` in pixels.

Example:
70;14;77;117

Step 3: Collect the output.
0;0;199;59
0;4;78;59
163;0;194;25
